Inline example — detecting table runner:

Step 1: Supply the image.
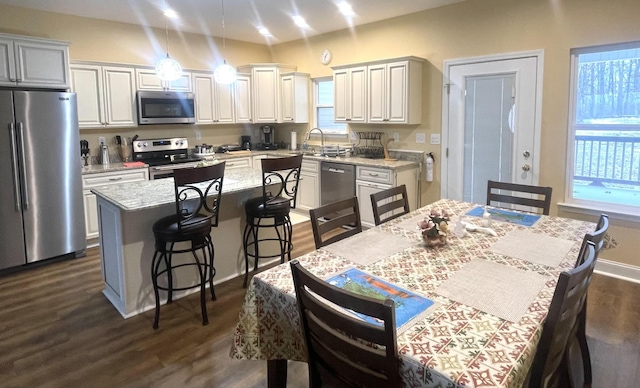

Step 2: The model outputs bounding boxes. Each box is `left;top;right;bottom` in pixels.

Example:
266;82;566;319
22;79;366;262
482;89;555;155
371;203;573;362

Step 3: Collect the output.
322;227;416;266
490;229;576;267
435;258;549;322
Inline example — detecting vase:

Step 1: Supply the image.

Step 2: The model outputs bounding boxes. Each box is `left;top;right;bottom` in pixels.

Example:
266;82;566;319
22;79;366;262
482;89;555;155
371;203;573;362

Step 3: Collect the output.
423;234;447;248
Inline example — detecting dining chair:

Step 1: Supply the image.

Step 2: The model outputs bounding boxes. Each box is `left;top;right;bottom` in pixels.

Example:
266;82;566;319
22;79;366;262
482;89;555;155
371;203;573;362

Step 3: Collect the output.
309;197;362;249
525;241;597;388
486;180;553;215
370;184;411;226
290;260;401;388
150;162;225;329
242;154;303;287
568;213;609;387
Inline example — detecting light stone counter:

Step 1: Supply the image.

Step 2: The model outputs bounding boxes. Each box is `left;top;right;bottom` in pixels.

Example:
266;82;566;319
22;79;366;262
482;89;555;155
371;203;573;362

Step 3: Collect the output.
81;162;149;175
92;165;277;319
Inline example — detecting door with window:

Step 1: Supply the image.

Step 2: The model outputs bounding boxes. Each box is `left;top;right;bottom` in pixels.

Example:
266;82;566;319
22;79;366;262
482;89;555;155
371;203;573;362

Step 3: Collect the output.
443;54;542;204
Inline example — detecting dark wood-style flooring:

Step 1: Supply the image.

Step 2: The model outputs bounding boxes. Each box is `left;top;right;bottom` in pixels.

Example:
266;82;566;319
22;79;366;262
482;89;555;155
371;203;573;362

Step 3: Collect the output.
1;220;638;387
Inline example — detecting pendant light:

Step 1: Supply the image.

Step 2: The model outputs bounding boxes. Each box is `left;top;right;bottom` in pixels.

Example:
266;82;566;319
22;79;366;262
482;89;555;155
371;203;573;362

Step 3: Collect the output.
155;5;182;81
213;0;237;84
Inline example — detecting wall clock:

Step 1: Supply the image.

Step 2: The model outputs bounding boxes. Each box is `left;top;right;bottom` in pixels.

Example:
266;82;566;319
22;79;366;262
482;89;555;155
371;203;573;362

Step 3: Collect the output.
320;49;332;65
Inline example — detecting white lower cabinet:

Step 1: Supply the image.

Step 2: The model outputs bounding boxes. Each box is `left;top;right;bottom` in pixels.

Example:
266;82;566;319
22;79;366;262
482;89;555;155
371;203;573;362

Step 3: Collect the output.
82;168;149;241
356;165;418;228
224;156;252;170
297;159;320;211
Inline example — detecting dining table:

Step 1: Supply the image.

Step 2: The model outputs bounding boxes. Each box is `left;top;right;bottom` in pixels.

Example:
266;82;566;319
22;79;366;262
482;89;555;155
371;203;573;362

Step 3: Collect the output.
229;199;597;387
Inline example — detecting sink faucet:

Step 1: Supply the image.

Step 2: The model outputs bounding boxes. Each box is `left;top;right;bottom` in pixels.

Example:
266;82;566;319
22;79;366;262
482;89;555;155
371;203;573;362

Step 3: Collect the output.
305;128;325;155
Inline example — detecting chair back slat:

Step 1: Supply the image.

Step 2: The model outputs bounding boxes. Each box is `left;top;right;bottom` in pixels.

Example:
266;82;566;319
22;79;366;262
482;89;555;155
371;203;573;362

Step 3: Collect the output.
309;197;362;249
370;185;411;226
486;180;552;215
173;162;225;229
260;155;303;209
291;261;401;388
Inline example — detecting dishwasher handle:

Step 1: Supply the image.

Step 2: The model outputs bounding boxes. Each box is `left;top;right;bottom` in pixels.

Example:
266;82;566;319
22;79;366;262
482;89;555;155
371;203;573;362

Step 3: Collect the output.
327;167;344;174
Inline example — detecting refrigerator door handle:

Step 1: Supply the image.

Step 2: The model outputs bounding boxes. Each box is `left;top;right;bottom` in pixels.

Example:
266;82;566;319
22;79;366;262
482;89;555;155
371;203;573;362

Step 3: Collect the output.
9;123;22;211
16;122;29;210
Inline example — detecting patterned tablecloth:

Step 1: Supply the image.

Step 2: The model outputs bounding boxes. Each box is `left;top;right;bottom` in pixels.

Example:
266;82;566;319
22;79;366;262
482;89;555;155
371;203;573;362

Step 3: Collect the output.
229;199;595;387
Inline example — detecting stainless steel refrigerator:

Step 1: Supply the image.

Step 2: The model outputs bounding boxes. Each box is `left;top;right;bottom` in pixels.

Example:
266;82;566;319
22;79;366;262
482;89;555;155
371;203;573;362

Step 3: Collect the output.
0;90;85;271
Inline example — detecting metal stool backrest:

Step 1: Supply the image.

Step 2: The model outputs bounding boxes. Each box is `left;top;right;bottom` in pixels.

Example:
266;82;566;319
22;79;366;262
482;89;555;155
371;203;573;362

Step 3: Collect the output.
370;184;411;226
260;154;303;209
290;260;401;388
173;162;225;230
486;180;552;215
526;242;597;388
309;197;362;249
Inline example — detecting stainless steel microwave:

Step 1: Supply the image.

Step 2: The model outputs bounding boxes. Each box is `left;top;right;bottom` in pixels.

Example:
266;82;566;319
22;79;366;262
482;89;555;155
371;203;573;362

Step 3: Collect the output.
136;91;195;124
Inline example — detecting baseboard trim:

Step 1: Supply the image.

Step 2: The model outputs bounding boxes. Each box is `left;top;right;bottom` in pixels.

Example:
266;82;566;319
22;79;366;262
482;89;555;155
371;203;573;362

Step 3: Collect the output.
595;259;640;284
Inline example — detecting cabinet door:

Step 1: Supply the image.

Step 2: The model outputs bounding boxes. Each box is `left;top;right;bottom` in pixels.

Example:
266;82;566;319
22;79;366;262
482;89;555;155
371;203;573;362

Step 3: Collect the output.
0;38;16;86
13;39;69;88
349;66;367;122
102;66;137;127
281;74;295;122
215;81;235;123
168;72;192;91
252;67;279;122
298;170;319;211
84;191;100;239
333;69;349;122
387;62;409;123
367;64;387;123
70;64;106;128
194;73;215;124
135;68;164;90
234;74;252;123
356;180;392;228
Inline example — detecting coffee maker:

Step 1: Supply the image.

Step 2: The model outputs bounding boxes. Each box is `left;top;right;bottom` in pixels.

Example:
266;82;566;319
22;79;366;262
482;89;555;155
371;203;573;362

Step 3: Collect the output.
241;135;252;150
256;125;277;150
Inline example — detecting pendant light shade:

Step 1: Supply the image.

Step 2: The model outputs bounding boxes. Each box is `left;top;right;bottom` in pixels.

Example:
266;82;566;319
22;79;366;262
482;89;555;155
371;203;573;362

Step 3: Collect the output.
156;4;182;82
156;54;182;81
214;0;237;84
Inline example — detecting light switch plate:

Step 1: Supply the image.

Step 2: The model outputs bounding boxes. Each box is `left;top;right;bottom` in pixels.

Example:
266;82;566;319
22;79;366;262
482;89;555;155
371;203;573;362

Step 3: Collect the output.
195;130;201;140
416;132;426;144
393;132;400;142
430;134;441;145
98;136;105;145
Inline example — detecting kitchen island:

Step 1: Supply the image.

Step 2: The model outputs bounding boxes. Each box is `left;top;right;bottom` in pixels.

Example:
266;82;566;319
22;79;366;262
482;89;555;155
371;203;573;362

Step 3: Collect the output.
91;167;271;318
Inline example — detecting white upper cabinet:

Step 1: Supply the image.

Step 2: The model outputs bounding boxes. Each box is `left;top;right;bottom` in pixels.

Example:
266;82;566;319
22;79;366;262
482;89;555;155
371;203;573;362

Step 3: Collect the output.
334;57;424;125
135;68;192;92
281;72;309;123
234;73;252;123
237;63;299;123
70;63;137;128
333;65;367;123
193;72;235;124
0;33;70;89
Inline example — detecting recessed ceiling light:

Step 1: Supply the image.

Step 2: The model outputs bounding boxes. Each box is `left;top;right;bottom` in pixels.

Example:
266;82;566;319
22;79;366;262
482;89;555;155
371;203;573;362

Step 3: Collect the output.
258;27;271;36
292;15;309;29
163;9;178;19
337;2;355;17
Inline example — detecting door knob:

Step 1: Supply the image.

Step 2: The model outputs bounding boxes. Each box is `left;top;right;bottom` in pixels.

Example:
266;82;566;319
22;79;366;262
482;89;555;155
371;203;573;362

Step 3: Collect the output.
522;164;531;171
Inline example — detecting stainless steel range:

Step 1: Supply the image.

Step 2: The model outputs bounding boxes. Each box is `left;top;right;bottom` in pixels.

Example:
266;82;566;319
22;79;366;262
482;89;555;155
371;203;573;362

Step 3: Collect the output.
132;137;202;179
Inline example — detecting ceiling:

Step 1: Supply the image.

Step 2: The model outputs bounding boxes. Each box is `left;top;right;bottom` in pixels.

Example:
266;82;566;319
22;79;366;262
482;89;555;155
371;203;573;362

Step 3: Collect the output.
0;0;465;45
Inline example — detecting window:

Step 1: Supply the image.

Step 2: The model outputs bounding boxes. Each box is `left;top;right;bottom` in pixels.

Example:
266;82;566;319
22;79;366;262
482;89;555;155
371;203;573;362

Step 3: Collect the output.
568;42;640;213
314;77;347;135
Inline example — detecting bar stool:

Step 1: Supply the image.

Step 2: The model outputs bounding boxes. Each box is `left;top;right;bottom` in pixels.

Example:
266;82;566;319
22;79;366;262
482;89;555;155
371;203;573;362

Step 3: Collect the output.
242;155;303;287
151;162;225;329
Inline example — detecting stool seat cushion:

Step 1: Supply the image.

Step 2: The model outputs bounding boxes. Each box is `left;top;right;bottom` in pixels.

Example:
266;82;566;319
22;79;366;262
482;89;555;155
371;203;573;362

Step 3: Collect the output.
153;214;211;242
244;196;291;218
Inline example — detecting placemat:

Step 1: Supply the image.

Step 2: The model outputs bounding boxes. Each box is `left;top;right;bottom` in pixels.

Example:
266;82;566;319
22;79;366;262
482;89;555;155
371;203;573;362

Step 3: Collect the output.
436;258;548;322
323;228;416;266
395;215;427;232
490;229;575;267
326;268;439;334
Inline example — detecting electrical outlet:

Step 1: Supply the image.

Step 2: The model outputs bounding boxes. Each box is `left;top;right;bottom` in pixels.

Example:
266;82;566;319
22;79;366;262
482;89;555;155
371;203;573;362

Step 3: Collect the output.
430;134;441;145
195;130;201;140
350;131;358;141
98;136;105;145
393;132;400;142
415;132;426;144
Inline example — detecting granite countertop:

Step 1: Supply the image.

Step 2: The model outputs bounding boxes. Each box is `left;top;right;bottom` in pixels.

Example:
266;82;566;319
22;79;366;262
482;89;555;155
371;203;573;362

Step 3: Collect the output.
81;162;149;175
91;167;263;212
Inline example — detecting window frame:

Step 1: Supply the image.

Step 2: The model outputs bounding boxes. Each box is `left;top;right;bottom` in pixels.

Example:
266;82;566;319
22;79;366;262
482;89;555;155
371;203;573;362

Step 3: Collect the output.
563;41;640;221
312;76;348;138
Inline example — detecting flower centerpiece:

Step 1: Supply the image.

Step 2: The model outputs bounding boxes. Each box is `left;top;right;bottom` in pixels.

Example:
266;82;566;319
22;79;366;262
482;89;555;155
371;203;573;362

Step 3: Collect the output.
418;209;450;247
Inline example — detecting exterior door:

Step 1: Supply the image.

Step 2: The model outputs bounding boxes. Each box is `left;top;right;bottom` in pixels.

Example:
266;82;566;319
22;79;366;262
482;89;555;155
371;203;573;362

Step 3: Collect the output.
443;54;542;203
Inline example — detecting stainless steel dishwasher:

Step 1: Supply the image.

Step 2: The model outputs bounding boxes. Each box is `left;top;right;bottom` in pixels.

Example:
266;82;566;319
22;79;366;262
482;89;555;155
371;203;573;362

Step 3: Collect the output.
320;161;356;205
